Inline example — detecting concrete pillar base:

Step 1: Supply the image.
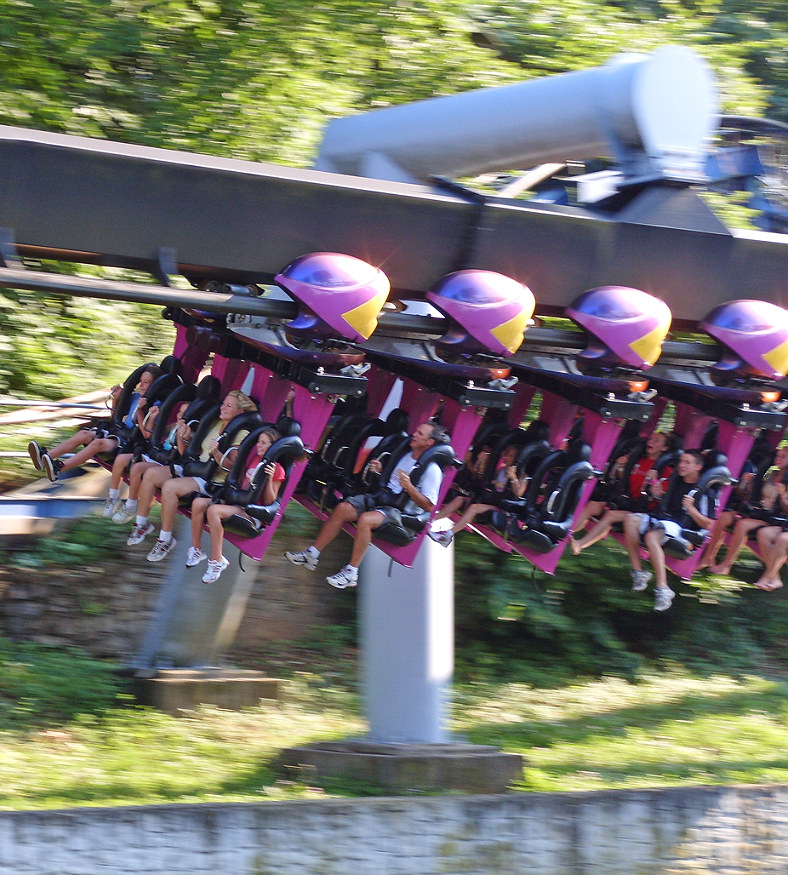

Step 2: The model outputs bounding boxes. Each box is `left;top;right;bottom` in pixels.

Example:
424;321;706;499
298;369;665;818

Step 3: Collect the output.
132;669;280;716
276;741;523;794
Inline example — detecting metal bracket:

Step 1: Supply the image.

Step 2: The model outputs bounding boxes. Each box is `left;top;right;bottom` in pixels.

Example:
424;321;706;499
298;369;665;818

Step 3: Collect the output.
306;371;367;396
0;227;23;270
154;246;180;288
451;383;514;409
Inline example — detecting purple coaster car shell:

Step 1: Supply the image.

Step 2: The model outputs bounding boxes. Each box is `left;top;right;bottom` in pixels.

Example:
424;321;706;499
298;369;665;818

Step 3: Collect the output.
427;269;535;357
701;299;788;381
566;286;672;370
276;252;390;343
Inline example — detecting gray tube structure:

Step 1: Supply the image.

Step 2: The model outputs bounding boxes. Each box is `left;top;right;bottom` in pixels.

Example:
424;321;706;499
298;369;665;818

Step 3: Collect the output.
315;45;719;184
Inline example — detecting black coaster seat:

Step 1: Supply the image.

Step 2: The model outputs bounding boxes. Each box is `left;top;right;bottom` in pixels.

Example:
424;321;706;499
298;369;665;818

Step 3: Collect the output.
504;440;596;552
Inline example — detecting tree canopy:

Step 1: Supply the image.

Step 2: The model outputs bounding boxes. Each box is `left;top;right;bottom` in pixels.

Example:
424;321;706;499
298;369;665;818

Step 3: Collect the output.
1;0;786;168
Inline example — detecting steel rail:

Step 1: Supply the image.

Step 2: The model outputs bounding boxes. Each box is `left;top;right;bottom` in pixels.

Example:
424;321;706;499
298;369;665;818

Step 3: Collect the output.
0;263;723;373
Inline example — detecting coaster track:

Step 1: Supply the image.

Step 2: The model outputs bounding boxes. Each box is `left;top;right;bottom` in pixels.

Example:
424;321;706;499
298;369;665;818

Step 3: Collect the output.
1;124;787;329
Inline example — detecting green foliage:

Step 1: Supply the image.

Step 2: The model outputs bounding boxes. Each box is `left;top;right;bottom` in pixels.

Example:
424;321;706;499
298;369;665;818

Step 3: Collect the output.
470;0;781;118
3;516;129;569
0;649;785;808
0;0;784;170
0;636;122;729
453;535;788;681
0;281;174;399
0;0;517;166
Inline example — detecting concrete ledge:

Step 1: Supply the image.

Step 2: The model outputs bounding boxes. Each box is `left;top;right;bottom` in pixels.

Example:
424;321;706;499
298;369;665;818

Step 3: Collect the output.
277;740;524;793
1;784;786;874
132;669;280;715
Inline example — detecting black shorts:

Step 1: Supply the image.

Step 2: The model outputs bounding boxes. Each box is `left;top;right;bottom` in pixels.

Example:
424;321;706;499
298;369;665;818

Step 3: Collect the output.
345;492;409;528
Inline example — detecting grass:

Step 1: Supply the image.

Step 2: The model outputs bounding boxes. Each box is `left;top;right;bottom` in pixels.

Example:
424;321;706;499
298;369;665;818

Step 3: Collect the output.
0;476;786;810
0;637;786;810
455;671;788;792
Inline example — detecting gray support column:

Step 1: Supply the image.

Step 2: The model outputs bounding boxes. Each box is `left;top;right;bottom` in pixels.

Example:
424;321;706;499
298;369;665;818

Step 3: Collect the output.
133;516;259;670
360;539;454;743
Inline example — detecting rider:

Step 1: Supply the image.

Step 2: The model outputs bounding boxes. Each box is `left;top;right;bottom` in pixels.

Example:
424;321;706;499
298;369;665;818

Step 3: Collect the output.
570;430;674;556
123;390;257;561
284;421;447;589
622;449;716;612
111;400;194;526
187;427;286;584
428;443;527;547
28;364;162;485
706;445;788;580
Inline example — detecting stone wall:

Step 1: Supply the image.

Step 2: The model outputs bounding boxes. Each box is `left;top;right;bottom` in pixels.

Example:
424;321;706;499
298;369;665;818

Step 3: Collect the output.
0;784;786;875
0;513;349;665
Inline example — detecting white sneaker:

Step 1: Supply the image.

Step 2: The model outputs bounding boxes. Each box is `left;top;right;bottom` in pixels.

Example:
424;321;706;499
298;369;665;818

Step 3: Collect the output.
102;497;121;518
428;529;454;547
112;506;137;525
127;522;154;546
284;548;319;570
326;565;358;589
202;556;229;584
653;586;675;612
630;569;652;592
147;538;177;563
186;547;207;568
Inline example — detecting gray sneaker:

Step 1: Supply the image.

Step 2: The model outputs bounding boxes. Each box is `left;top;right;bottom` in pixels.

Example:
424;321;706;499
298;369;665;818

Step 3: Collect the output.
427;528;454;547
147;538;177;563
631;569;652;592
127;522;154;546
653;586;675;612
284;549;319;570
186;547;207;568
112;505;137;525
326;565;358;589
102;497;121;518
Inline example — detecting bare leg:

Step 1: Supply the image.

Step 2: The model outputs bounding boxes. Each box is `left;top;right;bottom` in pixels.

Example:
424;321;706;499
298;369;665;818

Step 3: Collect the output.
643;529;668;590
755;530;788;590
47;428;98;460
432;494;466;522
128;461;159;501
350;509;386;567
571;508;627;555
58;437;119;472
451;502;494;534
190;496;213;550
205;504;248;561
756;525;784;555
701;509;736;570
710;516;763;574
159;477;200;533
138;466;177;518
623;513;646;572
572;499;605;535
110;452;134;490
313;501;360;552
